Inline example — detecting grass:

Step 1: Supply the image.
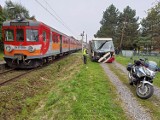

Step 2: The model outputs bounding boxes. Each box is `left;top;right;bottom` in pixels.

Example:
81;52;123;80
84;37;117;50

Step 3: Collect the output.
0;53;128;120
28;56;128;120
0;53;81;120
108;63;160;120
115;55;131;66
116;55;160;66
0;51;4;60
116;55;160;87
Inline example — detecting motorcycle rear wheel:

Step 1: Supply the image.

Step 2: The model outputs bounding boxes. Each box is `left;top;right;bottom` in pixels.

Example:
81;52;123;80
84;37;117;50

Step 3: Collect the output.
136;83;154;99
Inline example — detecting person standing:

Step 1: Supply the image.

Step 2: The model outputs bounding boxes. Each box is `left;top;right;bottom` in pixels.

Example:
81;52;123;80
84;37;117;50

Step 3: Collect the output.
83;47;87;64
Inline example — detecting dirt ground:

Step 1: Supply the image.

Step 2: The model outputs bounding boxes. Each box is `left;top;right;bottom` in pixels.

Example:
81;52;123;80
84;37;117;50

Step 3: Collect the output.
114;61;160;100
101;63;152;120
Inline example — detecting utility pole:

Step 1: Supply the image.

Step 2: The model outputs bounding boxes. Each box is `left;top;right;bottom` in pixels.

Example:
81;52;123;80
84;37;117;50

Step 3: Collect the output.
80;31;84;52
86;34;87;47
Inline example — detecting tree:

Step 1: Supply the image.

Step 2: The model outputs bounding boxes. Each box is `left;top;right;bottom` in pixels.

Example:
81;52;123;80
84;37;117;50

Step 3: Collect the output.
94;4;119;46
0;5;6;51
3;0;30;19
95;5;139;50
140;1;160;51
116;6;139;50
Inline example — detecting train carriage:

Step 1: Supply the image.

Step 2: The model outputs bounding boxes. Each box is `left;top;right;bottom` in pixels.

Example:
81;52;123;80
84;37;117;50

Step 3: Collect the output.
2;16;81;68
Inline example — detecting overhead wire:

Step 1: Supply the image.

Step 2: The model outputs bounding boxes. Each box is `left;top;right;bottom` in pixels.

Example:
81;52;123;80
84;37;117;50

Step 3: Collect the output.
43;0;70;29
34;0;76;37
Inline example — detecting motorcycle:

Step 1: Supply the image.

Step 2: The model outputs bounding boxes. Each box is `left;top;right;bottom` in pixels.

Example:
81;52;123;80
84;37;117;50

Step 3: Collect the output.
127;58;159;99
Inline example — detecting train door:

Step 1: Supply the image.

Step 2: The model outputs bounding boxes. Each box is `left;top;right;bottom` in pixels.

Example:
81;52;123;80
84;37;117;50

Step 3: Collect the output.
42;31;47;51
41;28;50;54
69;39;70;51
49;31;52;53
60;35;62;53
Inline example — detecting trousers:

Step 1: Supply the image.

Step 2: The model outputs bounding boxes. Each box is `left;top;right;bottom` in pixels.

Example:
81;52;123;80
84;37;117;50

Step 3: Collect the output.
83;55;87;64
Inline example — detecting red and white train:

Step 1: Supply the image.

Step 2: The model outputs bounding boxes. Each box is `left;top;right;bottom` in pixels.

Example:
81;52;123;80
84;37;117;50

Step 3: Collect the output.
2;16;81;68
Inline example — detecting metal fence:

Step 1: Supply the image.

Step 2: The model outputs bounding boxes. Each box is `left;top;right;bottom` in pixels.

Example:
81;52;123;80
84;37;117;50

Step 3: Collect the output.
134;54;160;67
121;50;160;66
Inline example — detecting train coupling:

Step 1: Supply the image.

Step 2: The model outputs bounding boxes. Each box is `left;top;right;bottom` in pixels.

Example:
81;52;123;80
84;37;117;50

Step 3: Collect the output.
14;54;26;61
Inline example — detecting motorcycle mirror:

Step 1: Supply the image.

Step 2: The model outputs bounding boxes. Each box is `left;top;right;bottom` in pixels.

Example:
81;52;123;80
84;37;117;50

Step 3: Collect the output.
145;58;148;61
140;58;145;61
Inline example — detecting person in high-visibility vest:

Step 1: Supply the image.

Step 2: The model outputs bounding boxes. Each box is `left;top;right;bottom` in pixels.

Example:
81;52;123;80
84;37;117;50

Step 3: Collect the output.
83;48;87;64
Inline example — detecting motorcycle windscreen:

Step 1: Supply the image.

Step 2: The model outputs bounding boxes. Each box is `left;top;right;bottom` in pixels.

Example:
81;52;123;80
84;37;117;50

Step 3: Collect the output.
148;61;158;71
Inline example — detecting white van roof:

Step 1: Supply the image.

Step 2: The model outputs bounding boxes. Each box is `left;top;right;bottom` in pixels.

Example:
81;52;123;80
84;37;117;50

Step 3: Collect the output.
92;38;112;41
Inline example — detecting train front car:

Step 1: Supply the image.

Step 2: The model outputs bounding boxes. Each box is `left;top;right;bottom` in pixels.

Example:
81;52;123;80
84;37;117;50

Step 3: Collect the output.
2;17;45;68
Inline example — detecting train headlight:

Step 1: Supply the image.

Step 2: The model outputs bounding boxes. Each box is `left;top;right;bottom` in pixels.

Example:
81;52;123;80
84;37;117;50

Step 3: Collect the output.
28;46;35;52
5;46;13;52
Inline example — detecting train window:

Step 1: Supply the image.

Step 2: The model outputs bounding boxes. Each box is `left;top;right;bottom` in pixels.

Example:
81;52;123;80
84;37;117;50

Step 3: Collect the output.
5;30;14;41
26;29;38;42
53;36;57;43
52;35;56;43
43;31;46;41
57;36;60;43
16;29;24;41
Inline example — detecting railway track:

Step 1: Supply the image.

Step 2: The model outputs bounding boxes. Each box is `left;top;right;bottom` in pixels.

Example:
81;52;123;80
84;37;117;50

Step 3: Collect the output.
0;68;15;75
0;53;70;86
0;69;34;86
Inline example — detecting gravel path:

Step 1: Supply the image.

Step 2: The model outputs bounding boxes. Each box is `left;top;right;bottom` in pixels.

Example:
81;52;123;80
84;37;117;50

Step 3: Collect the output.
100;63;152;120
114;61;160;99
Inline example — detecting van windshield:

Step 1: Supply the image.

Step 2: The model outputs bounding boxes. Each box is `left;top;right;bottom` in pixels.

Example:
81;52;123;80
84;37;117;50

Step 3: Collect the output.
93;40;114;52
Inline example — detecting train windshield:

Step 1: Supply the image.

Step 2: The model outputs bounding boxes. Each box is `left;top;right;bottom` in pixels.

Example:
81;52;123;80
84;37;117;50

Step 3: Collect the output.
26;29;38;42
16;29;24;41
5;29;14;41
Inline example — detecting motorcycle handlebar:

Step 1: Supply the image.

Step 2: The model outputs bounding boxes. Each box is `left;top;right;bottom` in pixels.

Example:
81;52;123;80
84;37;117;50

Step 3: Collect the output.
134;60;146;66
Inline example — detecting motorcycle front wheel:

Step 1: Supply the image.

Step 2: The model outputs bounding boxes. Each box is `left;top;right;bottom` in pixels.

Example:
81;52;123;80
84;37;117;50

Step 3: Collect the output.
136;83;154;99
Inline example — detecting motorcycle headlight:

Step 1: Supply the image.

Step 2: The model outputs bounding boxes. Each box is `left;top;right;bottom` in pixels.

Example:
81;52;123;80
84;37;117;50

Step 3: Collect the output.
151;71;156;77
146;70;151;76
28;46;35;52
5;46;13;52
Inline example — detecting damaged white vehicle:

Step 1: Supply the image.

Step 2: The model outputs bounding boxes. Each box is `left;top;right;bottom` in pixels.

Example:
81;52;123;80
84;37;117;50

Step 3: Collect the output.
89;38;115;63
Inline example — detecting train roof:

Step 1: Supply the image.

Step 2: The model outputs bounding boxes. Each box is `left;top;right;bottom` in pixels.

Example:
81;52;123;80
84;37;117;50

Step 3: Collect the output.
92;38;112;41
50;27;68;37
3;19;76;40
3;19;41;26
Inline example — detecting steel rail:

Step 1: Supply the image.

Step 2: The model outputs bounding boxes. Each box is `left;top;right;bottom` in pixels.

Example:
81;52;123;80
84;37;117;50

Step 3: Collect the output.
0;68;15;75
0;53;70;86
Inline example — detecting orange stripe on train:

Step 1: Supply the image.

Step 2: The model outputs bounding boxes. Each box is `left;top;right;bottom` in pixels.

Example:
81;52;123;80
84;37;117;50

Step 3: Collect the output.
4;50;41;56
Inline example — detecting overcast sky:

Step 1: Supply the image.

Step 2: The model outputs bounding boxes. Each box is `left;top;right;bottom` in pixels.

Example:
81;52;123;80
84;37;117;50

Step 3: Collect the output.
0;0;157;40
